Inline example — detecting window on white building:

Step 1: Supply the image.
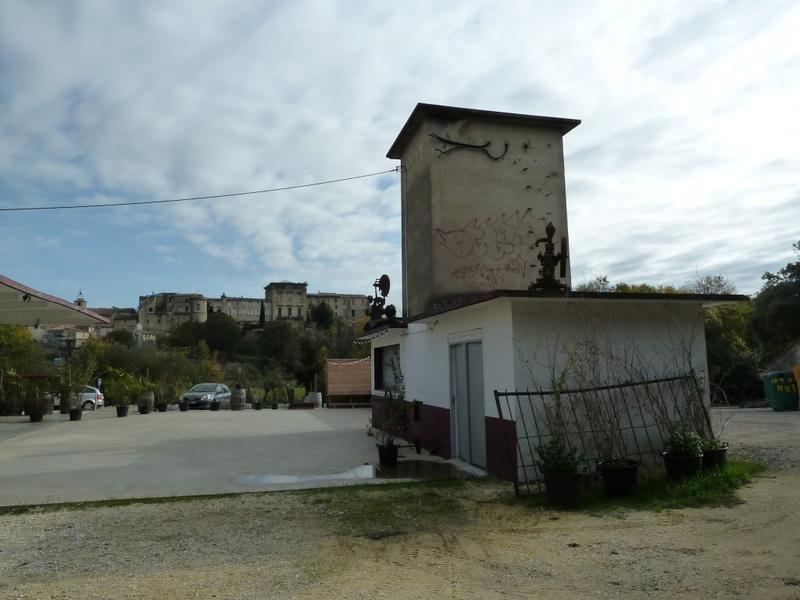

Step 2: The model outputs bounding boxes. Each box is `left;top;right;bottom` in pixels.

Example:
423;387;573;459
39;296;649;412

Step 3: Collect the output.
374;345;400;392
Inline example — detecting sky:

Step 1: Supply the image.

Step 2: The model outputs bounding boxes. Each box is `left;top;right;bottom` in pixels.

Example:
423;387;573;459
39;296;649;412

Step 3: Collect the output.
0;0;798;309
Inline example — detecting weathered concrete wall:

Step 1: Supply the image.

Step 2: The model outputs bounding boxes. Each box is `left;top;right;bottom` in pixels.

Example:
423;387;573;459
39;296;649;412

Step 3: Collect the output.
398;111;573;318
207;297;262;323
308;293;369;323
510;299;710;481
510;300;709;395
400;123;434;319
138;293;207;335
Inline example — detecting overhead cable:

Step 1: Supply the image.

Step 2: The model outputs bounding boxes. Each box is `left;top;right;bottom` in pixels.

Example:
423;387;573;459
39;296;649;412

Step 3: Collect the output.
0;167;399;212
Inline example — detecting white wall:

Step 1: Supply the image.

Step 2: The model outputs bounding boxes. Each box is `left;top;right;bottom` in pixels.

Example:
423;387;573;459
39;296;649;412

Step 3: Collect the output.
402;300;515;419
511;299;709;394
509;298;710;480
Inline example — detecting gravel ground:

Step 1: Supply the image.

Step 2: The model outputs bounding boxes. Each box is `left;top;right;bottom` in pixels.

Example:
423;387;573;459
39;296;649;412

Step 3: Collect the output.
1;407;799;599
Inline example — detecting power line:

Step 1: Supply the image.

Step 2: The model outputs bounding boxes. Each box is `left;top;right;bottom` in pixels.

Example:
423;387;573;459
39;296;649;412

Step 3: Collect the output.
0;168;399;212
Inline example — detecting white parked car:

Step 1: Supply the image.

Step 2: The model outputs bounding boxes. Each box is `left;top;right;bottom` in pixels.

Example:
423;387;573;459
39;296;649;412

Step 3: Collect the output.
53;386;105;411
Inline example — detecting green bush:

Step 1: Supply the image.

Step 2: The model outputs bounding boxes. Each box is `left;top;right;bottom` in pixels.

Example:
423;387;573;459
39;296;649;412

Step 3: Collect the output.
536;439;583;474
666;430;704;457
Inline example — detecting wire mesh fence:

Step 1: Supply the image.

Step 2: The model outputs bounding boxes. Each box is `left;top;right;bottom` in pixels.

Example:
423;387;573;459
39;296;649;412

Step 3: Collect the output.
494;373;709;497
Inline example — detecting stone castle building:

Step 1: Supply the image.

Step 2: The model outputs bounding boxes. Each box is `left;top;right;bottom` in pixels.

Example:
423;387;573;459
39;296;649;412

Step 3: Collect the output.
139;282;368;336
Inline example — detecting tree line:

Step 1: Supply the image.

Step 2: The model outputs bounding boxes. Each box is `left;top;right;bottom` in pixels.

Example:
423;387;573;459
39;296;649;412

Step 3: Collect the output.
575;240;800;404
2;244;798;412
0;302;368;413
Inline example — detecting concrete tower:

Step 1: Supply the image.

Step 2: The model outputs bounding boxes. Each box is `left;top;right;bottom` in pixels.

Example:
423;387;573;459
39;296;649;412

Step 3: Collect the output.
387;103;580;318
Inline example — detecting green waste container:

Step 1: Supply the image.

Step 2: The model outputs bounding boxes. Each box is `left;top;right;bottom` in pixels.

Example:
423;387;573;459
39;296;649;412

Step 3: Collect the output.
762;371;799;411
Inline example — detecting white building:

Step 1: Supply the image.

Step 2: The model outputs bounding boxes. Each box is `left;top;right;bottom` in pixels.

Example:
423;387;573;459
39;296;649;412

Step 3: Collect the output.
362;104;744;481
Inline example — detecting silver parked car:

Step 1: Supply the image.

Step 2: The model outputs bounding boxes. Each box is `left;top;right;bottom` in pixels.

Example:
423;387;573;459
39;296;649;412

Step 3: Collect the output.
181;383;231;409
53;386;105;411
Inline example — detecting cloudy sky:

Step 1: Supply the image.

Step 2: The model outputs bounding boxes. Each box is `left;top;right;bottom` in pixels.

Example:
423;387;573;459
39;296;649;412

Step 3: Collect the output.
0;1;797;309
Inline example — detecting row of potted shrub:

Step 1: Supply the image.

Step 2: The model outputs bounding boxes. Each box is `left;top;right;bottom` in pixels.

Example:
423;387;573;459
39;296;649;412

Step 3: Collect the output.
537;428;729;506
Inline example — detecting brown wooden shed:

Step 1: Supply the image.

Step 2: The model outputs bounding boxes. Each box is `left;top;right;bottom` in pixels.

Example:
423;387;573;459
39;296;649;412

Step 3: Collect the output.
325;358;371;407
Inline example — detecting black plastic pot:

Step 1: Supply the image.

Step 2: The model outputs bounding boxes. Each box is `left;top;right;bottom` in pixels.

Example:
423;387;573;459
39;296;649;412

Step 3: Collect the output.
702;444;728;470
662;451;703;481
542;472;583;506
377;444;399;467
69;408;82;421
29;412;44;423
116;405;129;417
156;404;168;413
253;402;263;411
210;401;220;412
138;405;151;415
599;460;639;497
178;401;189;412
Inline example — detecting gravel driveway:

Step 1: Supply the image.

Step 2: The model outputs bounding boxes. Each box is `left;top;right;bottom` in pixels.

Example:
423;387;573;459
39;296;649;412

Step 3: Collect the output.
1;407;798;599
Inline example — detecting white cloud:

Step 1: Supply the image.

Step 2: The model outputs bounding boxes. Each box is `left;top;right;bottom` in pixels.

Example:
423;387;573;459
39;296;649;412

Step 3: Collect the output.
0;0;798;306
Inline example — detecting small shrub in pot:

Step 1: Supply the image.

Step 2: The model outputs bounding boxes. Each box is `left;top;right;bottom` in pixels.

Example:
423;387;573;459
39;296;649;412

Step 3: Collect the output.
701;437;729;470
663;429;704;481
536;439;584;506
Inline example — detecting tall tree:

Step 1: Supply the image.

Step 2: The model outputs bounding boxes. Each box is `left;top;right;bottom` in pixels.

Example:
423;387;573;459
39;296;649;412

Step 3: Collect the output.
754;240;800;361
204;311;241;353
167;321;205;349
574;275;611;292
687;274;736;295
310;302;335;330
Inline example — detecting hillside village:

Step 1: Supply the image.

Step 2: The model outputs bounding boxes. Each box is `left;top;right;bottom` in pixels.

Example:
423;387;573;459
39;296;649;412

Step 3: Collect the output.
36;281;369;355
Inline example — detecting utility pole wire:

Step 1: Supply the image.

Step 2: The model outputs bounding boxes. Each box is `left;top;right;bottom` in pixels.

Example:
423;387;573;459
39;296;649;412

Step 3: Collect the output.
0;168;399;212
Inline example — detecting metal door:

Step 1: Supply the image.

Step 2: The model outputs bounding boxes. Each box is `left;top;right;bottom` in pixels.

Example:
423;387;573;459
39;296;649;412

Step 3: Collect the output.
450;341;486;468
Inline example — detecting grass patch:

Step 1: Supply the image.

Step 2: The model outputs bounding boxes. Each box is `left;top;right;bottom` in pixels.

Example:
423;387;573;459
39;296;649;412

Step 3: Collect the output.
0;491;245;516
521;459;765;513
0;478;470;522
301;479;468;538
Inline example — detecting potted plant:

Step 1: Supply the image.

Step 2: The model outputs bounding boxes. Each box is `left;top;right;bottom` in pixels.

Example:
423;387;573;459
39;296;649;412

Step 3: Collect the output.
105;369;135;417
597;455;639;497
250;388;263;410
583;388;639;496
137;378;156;415
662;429;704;481
701;406;732;470
56;366;83;421
269;388;278;410
536;439;584;506
157;373;186;413
701;437;729;470
375;392;407;467
20;379;49;423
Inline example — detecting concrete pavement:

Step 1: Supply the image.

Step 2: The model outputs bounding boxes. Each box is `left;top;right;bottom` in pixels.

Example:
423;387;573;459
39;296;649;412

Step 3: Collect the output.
0;407;380;505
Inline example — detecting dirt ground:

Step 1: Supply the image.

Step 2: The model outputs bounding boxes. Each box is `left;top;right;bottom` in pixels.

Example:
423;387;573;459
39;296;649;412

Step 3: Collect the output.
1;408;799;599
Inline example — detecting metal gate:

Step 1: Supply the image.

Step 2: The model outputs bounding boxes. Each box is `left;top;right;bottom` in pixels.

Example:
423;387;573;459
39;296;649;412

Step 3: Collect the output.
494;373;709;496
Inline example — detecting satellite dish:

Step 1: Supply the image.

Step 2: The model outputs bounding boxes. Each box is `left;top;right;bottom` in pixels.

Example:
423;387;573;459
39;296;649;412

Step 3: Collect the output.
378;274;391;298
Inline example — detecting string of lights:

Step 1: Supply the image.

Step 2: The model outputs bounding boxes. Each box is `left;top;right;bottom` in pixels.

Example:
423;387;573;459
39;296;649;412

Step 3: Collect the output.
0;167;399;213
